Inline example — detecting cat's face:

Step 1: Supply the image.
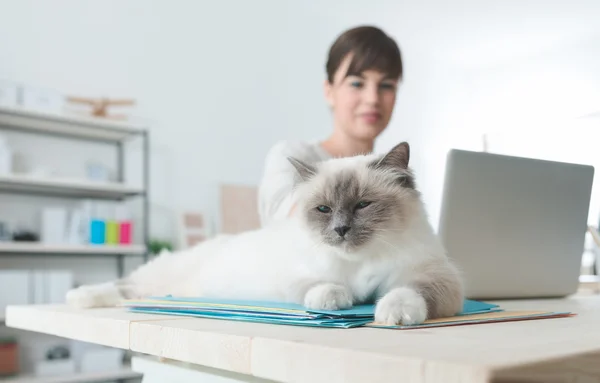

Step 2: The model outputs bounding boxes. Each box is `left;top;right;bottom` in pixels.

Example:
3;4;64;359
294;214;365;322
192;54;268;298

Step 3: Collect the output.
289;142;418;256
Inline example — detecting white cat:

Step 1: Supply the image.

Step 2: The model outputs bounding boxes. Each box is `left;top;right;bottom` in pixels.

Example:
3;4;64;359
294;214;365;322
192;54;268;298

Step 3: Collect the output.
66;142;463;325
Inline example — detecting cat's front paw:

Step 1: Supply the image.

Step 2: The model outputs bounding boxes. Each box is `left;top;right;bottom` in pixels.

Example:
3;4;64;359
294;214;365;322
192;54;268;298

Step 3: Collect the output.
304;283;353;311
375;287;427;326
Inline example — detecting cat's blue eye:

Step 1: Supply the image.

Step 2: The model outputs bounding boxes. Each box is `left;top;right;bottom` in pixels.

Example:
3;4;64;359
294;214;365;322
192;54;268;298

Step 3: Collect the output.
316;205;332;213
355;201;371;209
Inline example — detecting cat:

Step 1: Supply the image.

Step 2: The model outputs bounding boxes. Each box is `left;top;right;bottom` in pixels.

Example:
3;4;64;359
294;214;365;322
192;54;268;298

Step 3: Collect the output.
66;141;463;325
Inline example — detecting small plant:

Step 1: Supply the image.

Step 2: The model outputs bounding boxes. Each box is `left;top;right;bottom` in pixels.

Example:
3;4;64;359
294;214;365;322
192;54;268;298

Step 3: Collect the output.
148;239;174;255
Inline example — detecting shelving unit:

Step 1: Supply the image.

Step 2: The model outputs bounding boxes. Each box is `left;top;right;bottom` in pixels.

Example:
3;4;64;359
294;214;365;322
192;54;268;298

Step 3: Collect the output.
0;105;150;265
0;105;149;382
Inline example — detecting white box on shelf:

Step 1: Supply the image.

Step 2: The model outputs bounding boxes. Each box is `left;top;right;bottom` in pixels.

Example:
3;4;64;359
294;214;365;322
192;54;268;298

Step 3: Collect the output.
34;358;76;376
41;207;68;244
86;161;111;182
0;270;30;314
31;270;46;304
0;133;13;175
22;85;63;113
80;347;124;373
0;220;10;241
66;209;86;245
28;270;74;304
46;270;73;304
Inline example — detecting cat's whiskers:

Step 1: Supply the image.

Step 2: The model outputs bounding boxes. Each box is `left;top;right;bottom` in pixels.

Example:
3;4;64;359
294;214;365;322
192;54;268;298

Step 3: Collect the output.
371;228;421;255
307;237;327;255
372;227;405;234
372;233;402;254
371;228;405;240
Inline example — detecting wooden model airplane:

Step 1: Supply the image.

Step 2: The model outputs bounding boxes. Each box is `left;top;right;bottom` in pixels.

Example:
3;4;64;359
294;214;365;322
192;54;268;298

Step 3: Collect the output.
65;96;135;120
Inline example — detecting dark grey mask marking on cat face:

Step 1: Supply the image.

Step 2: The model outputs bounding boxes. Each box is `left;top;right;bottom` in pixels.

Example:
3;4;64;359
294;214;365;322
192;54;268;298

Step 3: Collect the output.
304;169;399;250
288;142;416;252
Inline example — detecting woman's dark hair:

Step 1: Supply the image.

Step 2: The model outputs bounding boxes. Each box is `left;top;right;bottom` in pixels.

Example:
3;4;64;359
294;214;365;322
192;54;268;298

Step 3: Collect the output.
326;26;402;83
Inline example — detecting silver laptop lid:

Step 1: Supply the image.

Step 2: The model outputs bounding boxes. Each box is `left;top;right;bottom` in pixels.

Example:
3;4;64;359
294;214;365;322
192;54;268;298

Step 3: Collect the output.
438;149;595;299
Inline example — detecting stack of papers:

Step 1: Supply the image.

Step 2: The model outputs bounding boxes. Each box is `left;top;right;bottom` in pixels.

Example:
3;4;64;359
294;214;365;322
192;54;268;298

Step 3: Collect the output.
123;296;573;329
125;296;375;328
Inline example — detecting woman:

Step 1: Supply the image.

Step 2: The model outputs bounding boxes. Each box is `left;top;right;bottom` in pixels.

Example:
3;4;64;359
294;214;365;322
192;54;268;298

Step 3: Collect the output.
258;25;403;226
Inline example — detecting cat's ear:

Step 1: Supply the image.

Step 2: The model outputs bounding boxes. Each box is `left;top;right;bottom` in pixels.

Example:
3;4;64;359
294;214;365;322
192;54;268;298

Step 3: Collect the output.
287;157;317;181
370;142;415;188
377;142;410;170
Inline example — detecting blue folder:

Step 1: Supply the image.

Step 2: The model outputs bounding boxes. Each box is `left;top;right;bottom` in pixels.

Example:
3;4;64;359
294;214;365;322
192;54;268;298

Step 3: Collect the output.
123;296;502;328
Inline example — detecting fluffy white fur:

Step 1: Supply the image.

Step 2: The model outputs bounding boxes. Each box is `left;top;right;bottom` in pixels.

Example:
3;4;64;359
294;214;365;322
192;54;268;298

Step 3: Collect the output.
66;143;463;325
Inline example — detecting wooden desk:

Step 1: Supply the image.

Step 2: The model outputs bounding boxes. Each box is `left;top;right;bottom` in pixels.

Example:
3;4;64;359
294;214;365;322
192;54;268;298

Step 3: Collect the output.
6;294;600;383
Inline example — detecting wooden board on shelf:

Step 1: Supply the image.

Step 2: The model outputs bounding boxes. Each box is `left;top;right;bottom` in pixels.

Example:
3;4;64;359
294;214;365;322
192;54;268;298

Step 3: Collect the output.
0;173;143;200
0;242;146;255
0;105;145;143
3;366;141;383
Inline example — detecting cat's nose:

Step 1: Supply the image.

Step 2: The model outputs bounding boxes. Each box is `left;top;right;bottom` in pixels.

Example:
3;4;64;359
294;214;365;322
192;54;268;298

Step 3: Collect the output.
334;225;351;237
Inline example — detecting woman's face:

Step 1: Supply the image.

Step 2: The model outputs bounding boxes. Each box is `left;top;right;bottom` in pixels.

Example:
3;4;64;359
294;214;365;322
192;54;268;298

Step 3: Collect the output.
324;54;399;141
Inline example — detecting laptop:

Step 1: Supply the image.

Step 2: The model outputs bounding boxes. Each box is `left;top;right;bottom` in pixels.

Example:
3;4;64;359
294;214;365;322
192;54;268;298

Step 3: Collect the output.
438;149;595;300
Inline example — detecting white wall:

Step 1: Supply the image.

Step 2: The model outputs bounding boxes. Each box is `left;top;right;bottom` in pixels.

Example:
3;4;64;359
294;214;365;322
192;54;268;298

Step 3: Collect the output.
378;29;600;229
455;35;600;226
